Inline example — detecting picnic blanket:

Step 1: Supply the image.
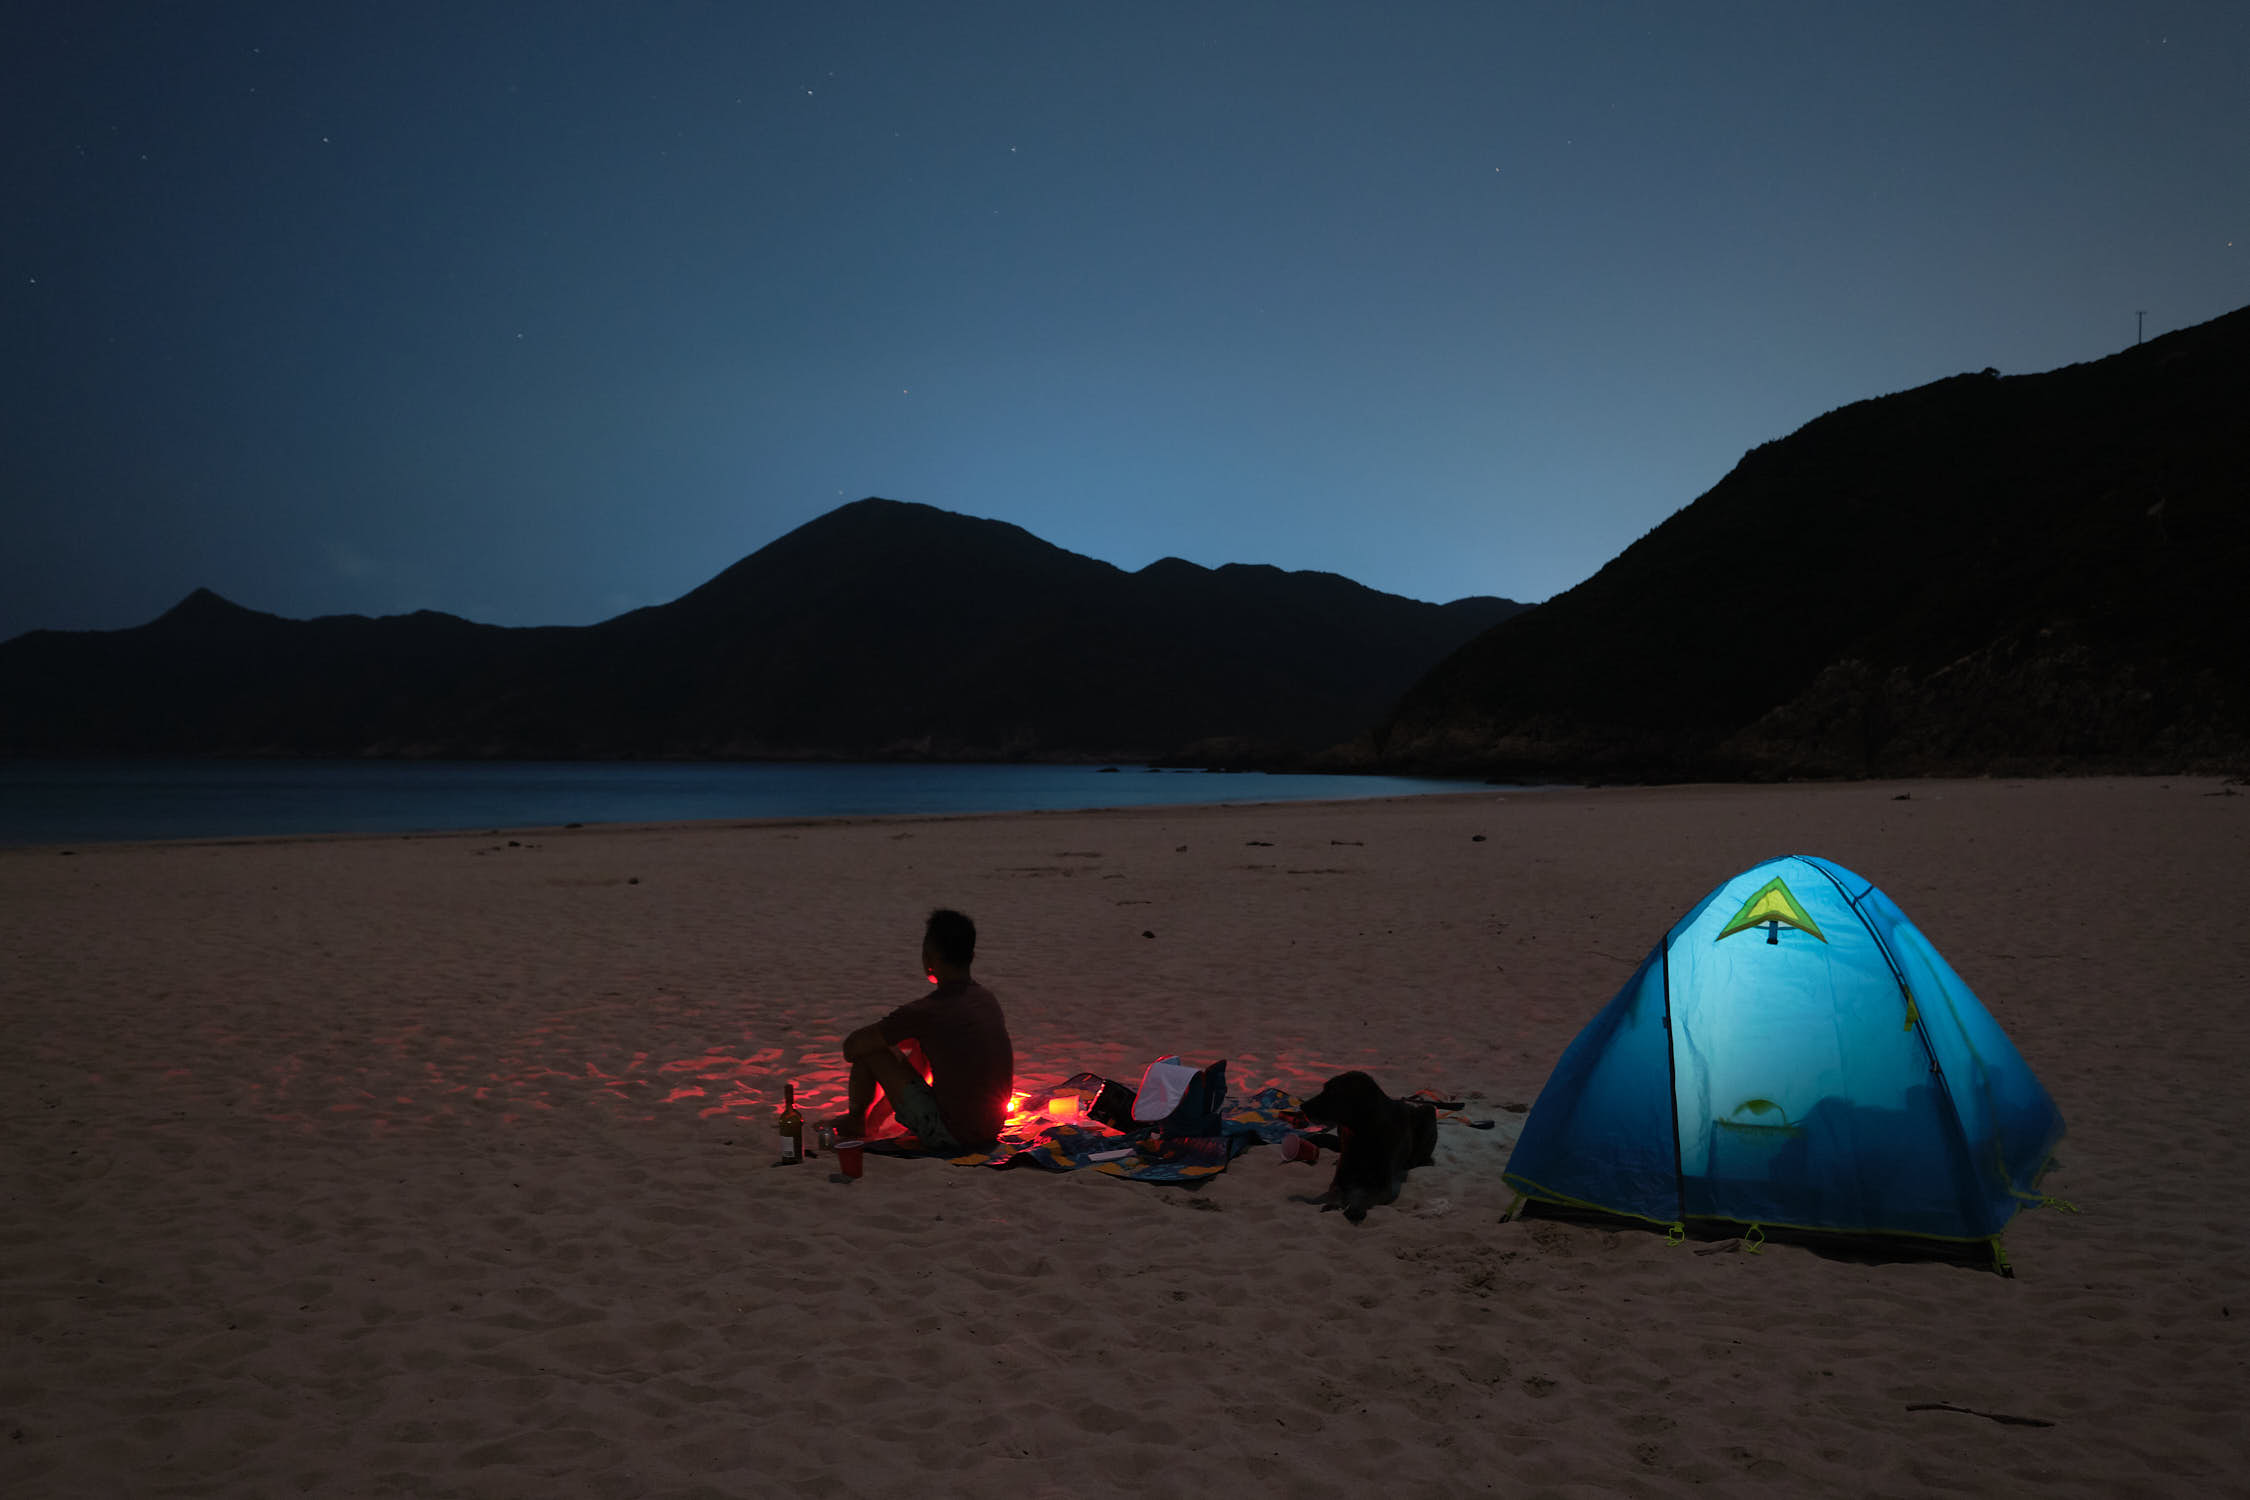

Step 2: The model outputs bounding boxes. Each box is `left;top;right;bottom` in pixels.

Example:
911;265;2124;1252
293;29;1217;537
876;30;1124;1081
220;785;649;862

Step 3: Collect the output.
862;1085;1308;1183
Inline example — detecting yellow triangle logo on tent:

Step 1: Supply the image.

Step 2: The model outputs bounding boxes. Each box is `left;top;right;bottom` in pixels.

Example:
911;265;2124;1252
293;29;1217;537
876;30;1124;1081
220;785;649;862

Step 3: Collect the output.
1716;876;1827;944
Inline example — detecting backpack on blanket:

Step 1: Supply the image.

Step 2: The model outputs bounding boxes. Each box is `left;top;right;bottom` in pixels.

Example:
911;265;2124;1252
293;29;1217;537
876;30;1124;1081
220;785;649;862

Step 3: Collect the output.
1060;1057;1230;1138
1132;1056;1229;1138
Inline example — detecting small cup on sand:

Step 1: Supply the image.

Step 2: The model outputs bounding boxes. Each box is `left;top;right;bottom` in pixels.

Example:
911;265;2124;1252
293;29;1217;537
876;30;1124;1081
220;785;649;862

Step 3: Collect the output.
833;1140;864;1179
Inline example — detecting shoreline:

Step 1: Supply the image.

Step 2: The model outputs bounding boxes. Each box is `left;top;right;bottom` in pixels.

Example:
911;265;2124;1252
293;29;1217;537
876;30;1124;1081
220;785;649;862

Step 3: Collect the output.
5;768;2213;856
0;760;1501;852
1;787;1519;857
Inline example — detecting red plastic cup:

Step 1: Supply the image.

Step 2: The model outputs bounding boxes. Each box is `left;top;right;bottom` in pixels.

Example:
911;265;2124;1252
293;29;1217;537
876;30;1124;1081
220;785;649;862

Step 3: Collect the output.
1280;1132;1320;1165
834;1140;864;1179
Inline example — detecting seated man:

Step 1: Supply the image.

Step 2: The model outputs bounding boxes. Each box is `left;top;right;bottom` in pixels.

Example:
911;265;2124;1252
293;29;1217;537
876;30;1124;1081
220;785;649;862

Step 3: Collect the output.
830;908;1014;1151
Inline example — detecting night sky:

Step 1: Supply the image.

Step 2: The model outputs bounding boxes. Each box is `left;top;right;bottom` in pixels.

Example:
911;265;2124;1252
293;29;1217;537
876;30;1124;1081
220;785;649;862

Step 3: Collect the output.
6;3;2244;644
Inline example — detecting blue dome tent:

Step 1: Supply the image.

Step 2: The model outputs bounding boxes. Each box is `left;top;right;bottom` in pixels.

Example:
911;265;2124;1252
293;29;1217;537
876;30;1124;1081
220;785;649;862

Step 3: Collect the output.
1502;855;2066;1270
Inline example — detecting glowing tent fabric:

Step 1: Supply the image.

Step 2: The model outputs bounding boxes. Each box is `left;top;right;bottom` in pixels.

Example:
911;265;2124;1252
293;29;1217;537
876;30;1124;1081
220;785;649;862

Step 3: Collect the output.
1503;855;2064;1249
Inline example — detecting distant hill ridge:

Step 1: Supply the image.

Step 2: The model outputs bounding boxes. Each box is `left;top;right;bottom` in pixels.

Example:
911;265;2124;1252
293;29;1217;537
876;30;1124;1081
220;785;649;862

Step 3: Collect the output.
1379;303;2250;778
12;305;2246;776
0;499;1525;762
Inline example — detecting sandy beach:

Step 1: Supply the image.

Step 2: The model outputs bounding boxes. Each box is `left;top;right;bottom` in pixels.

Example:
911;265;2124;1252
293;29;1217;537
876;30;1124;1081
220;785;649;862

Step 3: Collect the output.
4;777;2246;1498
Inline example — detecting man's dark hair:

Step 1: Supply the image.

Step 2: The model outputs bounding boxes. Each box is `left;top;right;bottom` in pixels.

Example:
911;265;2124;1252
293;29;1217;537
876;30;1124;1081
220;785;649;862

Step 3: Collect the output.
925;908;977;968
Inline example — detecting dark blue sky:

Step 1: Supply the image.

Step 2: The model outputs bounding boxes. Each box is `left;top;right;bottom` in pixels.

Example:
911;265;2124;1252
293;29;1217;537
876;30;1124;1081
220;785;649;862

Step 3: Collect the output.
6;2;2244;642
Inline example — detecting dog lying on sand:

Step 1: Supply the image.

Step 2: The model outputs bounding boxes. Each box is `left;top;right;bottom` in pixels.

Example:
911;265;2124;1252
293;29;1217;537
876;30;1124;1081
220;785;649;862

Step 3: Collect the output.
1296;1071;1438;1223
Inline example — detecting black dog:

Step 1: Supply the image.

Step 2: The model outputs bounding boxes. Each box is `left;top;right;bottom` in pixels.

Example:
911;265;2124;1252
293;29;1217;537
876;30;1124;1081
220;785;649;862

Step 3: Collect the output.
1296;1071;1438;1224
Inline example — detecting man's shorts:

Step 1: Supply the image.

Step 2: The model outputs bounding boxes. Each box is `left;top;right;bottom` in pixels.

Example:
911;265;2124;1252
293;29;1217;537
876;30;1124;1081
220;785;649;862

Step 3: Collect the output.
883;1074;964;1152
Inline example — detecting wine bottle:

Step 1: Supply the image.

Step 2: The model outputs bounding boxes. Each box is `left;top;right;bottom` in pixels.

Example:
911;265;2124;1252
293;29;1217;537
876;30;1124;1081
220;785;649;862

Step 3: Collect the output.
776;1082;804;1164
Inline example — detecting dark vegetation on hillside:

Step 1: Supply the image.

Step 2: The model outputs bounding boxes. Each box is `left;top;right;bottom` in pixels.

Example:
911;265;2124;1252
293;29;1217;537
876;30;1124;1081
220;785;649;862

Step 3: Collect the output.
1377;305;2250;779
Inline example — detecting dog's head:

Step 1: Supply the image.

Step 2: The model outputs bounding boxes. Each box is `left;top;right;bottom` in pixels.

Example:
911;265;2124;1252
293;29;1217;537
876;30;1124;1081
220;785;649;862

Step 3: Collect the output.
1300;1070;1391;1131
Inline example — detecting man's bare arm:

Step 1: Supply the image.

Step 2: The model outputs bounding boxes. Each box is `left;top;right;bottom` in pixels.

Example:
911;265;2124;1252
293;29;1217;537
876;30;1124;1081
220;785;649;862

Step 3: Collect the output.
841;1023;891;1062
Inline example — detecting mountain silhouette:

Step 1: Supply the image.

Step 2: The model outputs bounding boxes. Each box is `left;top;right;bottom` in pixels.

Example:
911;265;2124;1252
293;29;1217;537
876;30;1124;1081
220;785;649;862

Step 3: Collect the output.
1379;304;2250;778
0;499;1523;761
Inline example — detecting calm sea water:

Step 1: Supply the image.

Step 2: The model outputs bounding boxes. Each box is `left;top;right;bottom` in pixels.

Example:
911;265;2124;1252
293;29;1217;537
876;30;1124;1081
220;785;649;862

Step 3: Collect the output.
0;759;1484;846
